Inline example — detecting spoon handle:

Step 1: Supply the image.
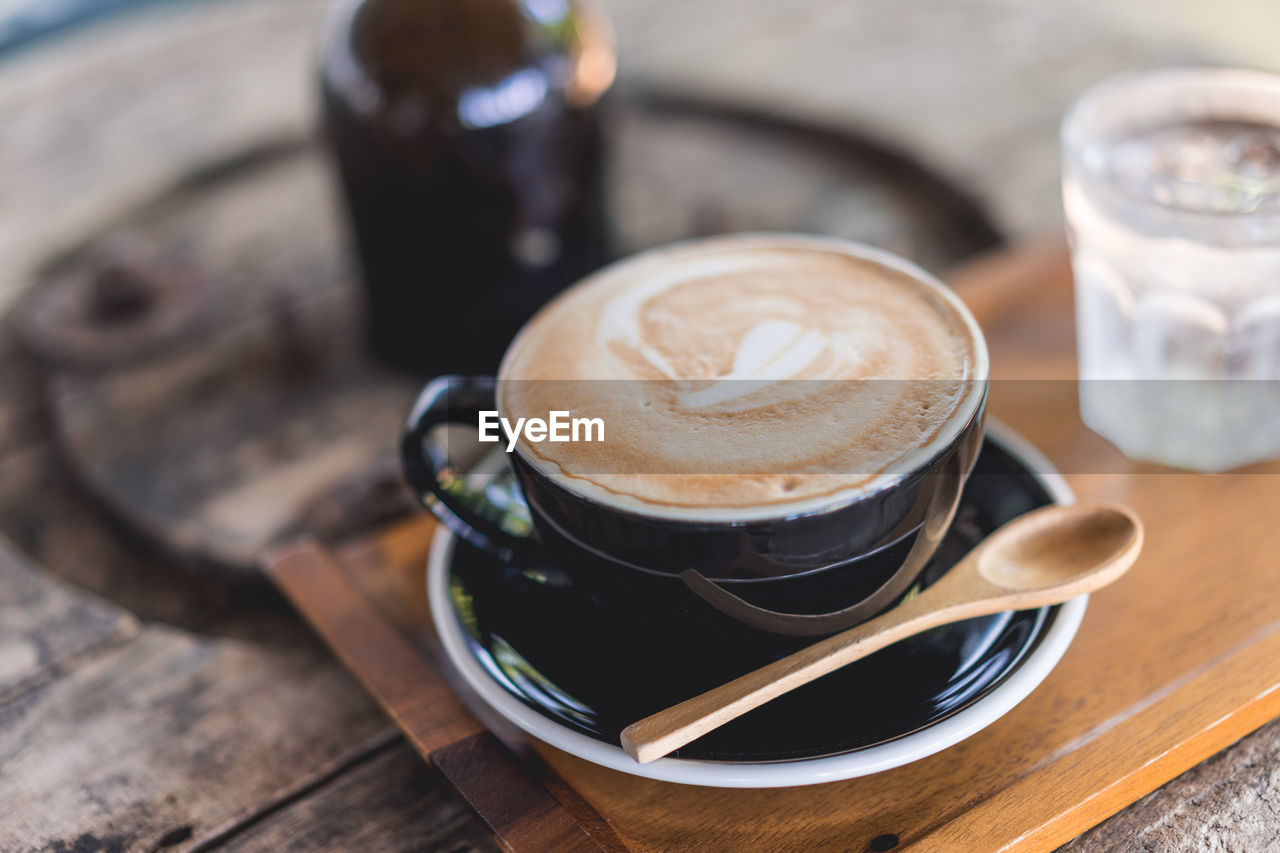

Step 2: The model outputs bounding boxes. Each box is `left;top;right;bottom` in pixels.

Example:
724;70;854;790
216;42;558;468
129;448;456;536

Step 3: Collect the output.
620;584;984;764
620;501;1143;764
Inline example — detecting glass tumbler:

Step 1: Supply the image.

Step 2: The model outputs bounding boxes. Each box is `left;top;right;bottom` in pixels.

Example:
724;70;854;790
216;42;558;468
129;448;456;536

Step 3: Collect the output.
1062;67;1280;471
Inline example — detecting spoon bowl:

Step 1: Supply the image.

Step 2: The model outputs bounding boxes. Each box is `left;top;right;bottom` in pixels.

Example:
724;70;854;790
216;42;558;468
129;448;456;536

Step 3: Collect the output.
621;502;1143;764
977;502;1141;591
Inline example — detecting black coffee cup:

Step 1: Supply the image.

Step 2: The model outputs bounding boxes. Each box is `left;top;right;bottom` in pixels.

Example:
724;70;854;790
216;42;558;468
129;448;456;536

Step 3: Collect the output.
402;236;989;636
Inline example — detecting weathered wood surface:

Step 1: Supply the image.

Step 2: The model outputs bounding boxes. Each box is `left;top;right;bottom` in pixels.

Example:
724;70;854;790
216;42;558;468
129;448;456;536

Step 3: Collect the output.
0;0;318;318
0;537;136;705
34;149;418;574
216;743;498;853
0;385;472;849
0;622;399;851
1;0;1277;851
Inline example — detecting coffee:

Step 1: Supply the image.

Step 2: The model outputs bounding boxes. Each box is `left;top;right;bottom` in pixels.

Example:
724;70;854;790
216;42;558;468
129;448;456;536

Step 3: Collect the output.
497;234;986;516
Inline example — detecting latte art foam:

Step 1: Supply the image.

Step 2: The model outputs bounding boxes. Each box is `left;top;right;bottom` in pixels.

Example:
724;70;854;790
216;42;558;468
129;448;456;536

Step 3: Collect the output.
497;235;985;516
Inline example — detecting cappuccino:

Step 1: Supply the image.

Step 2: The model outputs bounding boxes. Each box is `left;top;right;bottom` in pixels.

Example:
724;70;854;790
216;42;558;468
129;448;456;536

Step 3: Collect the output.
497;234;986;518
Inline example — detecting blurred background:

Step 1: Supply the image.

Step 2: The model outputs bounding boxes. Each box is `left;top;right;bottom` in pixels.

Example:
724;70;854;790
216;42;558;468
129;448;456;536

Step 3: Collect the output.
5;0;1280;317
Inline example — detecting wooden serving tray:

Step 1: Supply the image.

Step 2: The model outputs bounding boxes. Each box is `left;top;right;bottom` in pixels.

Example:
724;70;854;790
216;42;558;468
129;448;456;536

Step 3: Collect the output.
267;242;1280;852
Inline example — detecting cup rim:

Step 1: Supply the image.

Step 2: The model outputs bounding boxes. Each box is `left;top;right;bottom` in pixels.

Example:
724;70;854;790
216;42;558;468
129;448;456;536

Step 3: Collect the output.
496;232;990;524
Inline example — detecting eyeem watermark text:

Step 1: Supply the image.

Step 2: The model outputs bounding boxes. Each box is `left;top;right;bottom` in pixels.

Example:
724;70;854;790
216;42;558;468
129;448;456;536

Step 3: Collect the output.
479;411;605;452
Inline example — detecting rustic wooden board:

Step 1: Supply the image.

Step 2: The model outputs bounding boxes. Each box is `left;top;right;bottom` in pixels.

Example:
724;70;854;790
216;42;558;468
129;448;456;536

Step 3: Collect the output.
0;443;495;852
284;241;1280;852
215;742;500;853
0;625;401;852
0;535;137;704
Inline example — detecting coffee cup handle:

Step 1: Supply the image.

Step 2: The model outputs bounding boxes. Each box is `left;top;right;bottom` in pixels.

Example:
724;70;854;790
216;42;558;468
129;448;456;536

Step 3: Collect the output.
402;375;538;564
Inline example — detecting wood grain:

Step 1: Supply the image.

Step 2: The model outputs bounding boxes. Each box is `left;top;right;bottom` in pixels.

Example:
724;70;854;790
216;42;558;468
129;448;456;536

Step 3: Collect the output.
262;538;486;757
41;149;418;574
431;733;618;853
216;742;500;853
334;520;636;852
0;626;397;852
0;534;137;704
263;537;617;853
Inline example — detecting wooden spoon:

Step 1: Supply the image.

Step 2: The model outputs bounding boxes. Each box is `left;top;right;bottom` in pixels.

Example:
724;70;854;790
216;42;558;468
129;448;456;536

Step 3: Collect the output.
620;502;1143;764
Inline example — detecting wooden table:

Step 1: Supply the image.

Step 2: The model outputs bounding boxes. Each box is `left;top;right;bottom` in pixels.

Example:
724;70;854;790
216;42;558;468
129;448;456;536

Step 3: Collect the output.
2;1;1278;850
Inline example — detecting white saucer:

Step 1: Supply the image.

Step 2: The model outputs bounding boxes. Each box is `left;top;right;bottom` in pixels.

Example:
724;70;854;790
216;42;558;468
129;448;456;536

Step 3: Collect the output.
427;422;1085;787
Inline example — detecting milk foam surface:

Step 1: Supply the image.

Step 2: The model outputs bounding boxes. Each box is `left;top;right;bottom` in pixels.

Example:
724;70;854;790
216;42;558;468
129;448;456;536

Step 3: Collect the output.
497;235;983;515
